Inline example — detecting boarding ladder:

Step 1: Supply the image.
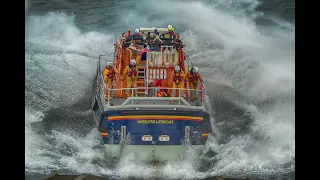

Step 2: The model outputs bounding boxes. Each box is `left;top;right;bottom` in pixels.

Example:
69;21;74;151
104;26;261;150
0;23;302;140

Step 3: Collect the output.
136;64;147;96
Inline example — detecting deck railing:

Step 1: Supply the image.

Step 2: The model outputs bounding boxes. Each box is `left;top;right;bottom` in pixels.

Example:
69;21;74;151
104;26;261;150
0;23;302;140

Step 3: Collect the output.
97;74;206;110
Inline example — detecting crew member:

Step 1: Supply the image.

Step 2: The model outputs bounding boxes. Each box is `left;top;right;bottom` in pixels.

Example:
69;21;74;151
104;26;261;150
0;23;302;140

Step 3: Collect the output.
186;67;203;101
168;24;175;35
103;62;119;98
126;28;143;42
133;28;140;36
123;59;139;97
166;24;176;41
170;65;185;97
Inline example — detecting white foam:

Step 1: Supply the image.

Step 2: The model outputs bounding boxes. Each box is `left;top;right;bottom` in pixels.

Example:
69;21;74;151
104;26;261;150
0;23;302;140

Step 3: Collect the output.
46;129;112;176
26;12;113;111
25;12;114;175
25;108;59;175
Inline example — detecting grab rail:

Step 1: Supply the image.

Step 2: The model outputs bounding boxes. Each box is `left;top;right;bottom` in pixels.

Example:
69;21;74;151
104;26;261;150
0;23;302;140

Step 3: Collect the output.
97;74;206;110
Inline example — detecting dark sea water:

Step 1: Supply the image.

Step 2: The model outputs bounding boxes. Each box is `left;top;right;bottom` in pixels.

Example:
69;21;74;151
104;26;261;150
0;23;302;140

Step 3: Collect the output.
25;0;295;179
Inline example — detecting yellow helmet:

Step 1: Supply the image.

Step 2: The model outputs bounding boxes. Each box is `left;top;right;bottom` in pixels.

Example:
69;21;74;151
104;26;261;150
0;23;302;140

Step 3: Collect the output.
169;27;174;31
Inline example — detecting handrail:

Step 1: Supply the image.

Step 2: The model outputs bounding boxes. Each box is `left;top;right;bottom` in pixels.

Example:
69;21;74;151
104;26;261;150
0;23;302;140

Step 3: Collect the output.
98;74;206;109
106;97;205;110
105;86;206;93
99;74;206;92
100;74;107;106
127;48;132;61
107;104;204;110
118;51;122;76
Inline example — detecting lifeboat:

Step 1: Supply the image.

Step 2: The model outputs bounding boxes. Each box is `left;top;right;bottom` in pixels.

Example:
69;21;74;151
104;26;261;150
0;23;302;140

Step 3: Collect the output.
91;27;212;164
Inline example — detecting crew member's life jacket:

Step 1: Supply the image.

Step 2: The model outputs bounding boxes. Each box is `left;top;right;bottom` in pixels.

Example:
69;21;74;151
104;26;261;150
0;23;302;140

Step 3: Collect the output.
132;33;142;42
107;67;115;79
128;68;137;80
189;73;199;83
173;73;182;84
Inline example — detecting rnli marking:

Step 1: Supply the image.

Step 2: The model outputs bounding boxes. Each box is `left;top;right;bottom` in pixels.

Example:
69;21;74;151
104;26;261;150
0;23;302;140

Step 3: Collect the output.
137;120;174;124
